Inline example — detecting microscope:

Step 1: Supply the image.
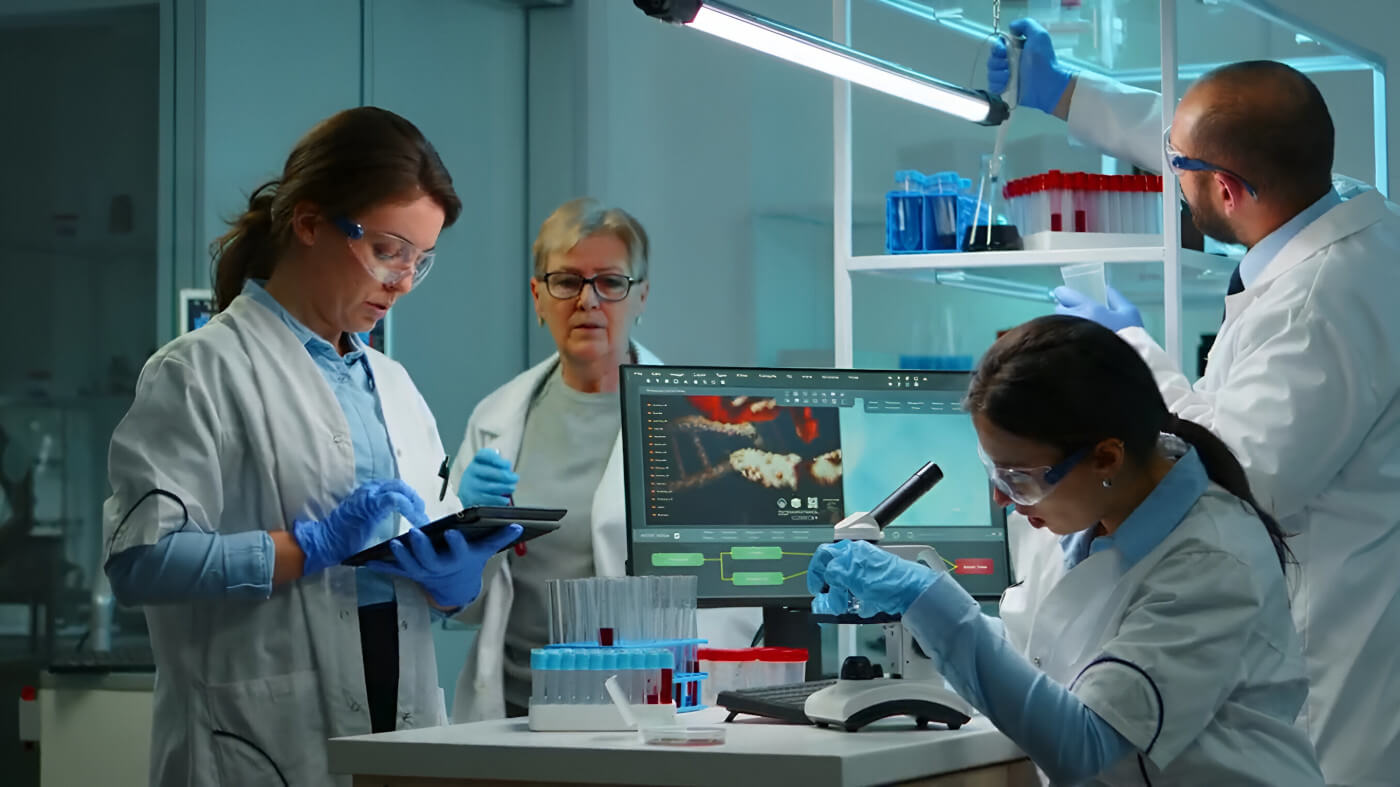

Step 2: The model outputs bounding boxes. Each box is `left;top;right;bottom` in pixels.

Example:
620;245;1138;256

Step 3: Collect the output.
805;462;975;732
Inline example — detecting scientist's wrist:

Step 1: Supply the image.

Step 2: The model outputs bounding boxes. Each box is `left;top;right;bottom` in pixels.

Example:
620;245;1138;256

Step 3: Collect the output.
895;568;944;614
271;530;308;584
1052;73;1077;121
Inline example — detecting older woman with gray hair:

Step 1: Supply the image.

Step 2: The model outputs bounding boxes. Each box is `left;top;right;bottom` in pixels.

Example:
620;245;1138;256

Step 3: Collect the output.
447;198;759;721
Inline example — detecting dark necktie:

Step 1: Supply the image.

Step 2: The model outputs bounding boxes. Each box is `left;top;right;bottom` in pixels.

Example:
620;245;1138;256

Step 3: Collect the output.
1226;264;1245;297
1220;263;1244;327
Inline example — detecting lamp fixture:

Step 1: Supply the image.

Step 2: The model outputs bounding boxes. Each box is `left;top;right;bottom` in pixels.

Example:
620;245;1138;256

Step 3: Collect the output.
633;0;1009;125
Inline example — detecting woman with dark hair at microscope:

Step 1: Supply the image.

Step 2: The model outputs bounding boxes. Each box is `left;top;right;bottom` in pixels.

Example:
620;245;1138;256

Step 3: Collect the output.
810;315;1322;785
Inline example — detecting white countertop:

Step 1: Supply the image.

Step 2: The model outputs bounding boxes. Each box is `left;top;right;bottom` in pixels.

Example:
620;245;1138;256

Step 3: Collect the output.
327;708;1026;786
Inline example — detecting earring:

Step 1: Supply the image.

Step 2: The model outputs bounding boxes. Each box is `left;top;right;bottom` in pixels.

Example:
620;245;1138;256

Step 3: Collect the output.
537;315;545;327
635;314;643;327
1102;478;1113;489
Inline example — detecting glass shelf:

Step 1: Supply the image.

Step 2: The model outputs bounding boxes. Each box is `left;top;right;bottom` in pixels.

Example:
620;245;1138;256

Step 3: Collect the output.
859;0;1383;83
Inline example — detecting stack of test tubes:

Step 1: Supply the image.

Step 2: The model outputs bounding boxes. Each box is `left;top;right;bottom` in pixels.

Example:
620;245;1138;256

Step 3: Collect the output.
530;649;676;709
1002;171;1164;237
527;576;705;732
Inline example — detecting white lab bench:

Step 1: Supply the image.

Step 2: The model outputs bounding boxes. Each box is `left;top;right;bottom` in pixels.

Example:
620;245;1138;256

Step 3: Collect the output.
328;707;1034;786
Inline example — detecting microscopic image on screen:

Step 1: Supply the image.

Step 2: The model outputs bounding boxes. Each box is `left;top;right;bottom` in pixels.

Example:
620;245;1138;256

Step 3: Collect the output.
641;395;845;526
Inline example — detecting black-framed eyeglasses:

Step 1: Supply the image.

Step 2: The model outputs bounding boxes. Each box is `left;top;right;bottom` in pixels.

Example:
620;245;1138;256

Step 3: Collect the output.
1163;126;1258;198
540;271;641;302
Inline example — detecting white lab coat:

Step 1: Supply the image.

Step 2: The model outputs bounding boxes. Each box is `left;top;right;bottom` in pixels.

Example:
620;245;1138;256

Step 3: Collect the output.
447;348;762;722
1066;73;1400;785
1001;482;1323;785
103;294;459;787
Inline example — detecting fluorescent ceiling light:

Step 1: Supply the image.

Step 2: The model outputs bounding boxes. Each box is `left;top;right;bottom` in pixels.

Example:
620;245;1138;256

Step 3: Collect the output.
635;0;1007;125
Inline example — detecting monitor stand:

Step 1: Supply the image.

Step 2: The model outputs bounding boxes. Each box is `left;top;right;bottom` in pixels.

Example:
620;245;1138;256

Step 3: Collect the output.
762;606;824;681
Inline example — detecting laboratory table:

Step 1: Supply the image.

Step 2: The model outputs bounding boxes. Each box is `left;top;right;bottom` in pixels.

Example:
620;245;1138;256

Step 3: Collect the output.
328;707;1034;787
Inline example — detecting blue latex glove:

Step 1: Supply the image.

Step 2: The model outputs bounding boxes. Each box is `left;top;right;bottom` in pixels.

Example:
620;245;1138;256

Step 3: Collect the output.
988;18;1075;115
1054;285;1143;331
457;448;518;508
368;524;523;608
806;540;941;617
292;480;429;576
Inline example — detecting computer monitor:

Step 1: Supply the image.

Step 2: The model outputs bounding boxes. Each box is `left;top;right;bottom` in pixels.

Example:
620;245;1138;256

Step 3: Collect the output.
620;365;1010;609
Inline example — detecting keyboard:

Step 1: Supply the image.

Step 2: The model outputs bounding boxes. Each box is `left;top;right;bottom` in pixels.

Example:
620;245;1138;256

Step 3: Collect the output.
717;679;837;724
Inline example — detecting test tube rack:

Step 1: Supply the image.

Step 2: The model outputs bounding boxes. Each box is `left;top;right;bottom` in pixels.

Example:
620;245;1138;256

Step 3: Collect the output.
527;643;707;732
547;639;708;712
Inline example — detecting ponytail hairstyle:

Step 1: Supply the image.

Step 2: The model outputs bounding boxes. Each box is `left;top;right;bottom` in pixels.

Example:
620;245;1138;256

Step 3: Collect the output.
963;315;1290;569
210;106;462;311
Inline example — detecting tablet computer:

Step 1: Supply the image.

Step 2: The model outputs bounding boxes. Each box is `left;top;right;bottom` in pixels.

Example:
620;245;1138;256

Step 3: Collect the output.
341;506;566;567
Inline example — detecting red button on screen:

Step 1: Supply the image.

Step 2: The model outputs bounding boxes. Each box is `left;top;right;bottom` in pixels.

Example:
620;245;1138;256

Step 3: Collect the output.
954;558;995;575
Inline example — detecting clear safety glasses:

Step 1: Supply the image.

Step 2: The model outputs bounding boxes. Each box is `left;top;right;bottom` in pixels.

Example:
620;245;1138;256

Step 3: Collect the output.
1163;126;1258;198
976;443;1089;507
331;216;437;287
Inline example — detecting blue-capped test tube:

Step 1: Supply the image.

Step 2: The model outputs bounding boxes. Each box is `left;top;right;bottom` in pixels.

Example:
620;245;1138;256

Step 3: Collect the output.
589;650;606;704
600;651;613;704
531;650;544;707
546;649;561;705
562;650;578;705
625;650;641;704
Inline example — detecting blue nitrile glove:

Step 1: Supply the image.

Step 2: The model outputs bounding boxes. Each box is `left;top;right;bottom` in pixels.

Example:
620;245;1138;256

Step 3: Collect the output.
1054;285;1144;331
457;448;518;508
292;479;430;576
806;540;940;617
988;18;1075;115
368;524;523;608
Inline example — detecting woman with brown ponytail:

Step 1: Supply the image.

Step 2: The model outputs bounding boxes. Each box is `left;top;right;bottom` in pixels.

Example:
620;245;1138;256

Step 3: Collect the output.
100;107;518;786
809;315;1323;785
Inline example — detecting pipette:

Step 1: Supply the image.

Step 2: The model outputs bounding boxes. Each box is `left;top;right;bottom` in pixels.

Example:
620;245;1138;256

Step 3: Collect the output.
971;23;1022;250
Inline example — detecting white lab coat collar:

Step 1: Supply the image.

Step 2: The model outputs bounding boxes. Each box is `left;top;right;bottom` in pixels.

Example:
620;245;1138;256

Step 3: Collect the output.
1225;190;1388;324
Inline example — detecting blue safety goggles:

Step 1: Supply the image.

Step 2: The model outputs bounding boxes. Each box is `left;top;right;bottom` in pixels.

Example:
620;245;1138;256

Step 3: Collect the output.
1164;126;1258;198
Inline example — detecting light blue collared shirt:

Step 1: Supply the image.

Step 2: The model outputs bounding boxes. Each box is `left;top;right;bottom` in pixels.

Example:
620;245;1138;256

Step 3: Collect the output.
106;281;401;607
900;448;1211;783
1059;446;1208;572
1237;189;1342;289
243;281;400;606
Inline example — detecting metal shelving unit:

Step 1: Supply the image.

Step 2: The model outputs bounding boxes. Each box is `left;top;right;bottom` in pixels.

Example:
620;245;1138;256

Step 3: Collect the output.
830;0;1387;370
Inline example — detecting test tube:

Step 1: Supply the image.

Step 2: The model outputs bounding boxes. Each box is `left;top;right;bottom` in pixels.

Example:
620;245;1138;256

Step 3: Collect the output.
591;650;607;704
597;579;614;646
1152;176;1165;233
547;650;560;705
584;579;599;645
1118;176;1131;233
557;650;571;705
661;649;675;705
563;581;577;644
645;650;660;704
531;650;544;707
1071;173;1088;232
1031;175;1049;235
1138;176;1154;235
604;651;616;705
1046;170;1065;232
629;650;644;704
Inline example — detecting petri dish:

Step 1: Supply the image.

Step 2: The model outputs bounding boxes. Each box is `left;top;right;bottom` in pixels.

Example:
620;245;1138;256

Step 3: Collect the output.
640;726;727;746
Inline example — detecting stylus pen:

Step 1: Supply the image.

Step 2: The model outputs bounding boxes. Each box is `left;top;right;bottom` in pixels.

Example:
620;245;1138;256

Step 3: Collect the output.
437;455;451;502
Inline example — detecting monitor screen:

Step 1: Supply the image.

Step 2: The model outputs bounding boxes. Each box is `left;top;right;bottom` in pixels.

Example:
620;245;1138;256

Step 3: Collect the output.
620;365;1010;607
